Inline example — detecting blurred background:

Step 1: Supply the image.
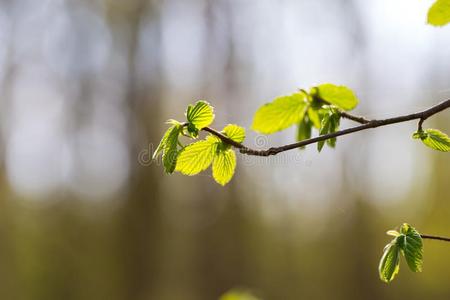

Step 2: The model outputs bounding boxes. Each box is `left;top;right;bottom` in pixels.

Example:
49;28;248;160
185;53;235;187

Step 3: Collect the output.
0;0;449;299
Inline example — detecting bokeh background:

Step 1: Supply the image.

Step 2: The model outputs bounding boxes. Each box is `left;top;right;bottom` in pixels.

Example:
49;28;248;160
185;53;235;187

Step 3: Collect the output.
0;0;449;299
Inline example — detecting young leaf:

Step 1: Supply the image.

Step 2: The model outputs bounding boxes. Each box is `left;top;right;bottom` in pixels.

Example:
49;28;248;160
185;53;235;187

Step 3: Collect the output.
153;122;183;173
413;129;450;152
153;121;180;160
399;223;423;273
317;112;332;152
212;148;236;186
326;113;341;148
307;107;321;129
379;240;401;283
223;124;246;143
175;136;219;175
186;100;215;130
379;223;424;283
427;0;450;26
252;92;308;134
297;116;312;149
315;84;359;111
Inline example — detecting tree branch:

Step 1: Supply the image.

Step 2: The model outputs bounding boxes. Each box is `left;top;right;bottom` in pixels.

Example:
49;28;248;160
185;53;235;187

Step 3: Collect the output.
202;99;450;156
421;234;450;242
339;111;371;124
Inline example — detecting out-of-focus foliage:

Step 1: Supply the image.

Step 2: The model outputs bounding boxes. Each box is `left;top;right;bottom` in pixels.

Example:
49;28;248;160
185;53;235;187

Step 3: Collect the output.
219;289;261;300
428;0;450;26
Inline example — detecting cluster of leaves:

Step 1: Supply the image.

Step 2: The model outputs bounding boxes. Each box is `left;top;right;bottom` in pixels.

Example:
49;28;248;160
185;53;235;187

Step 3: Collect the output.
153;100;245;185
252;83;358;152
379;223;423;283
428;0;450;26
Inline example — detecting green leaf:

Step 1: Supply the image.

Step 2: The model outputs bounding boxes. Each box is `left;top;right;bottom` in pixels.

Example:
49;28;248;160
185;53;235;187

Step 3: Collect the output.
379;223;424;283
428;0;450;26
387;230;400;237
252;92;308;134
315;84;359;111
186;100;215;130
399;223;423;273
307;107;321;129
317;111;332;152
326;113;340;148
413;129;450;152
212;148;236;186
175;136;219;175
379;240;401;283
223;124;246;143
153;122;183;173
297;116;312;149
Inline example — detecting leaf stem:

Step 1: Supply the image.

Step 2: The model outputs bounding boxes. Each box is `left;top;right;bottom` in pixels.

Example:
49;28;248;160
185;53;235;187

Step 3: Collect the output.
202;99;450;156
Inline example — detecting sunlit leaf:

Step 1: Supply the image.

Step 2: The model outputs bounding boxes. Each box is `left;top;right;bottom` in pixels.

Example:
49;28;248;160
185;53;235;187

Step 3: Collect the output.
315;84;359;111
379;240;401;283
399;223;423;273
186;100;215;130
153;121;183;173
317;111;332;152
223;124;246;143
387;230;400;237
413;129;450;152
379;223;424;283
175;136;219;175
326;113;340;148
252;93;308;134
428;0;450;26
307;107;321;129
212;148;236;186
297;116;312;149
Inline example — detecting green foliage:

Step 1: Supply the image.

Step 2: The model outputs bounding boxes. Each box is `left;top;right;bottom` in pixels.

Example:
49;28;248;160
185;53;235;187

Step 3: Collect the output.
186;100;215;137
413;129;450;152
317;109;341;152
252;93;308;134
379;240;401;283
219;289;260;300
175;136;219;175
154;116;243;184
400;223;423;272
252;84;357;151
152;120;183;173
297;115;312;148
307;107;321;129
212;147;237;186
428;0;450;26
379;223;423;283
313;83;359;111
223;124;246;143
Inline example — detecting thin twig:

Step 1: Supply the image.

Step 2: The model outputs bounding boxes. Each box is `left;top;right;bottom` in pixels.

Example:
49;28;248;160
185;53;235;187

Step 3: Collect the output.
202;99;450;156
421;234;450;242
339;111;371;124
